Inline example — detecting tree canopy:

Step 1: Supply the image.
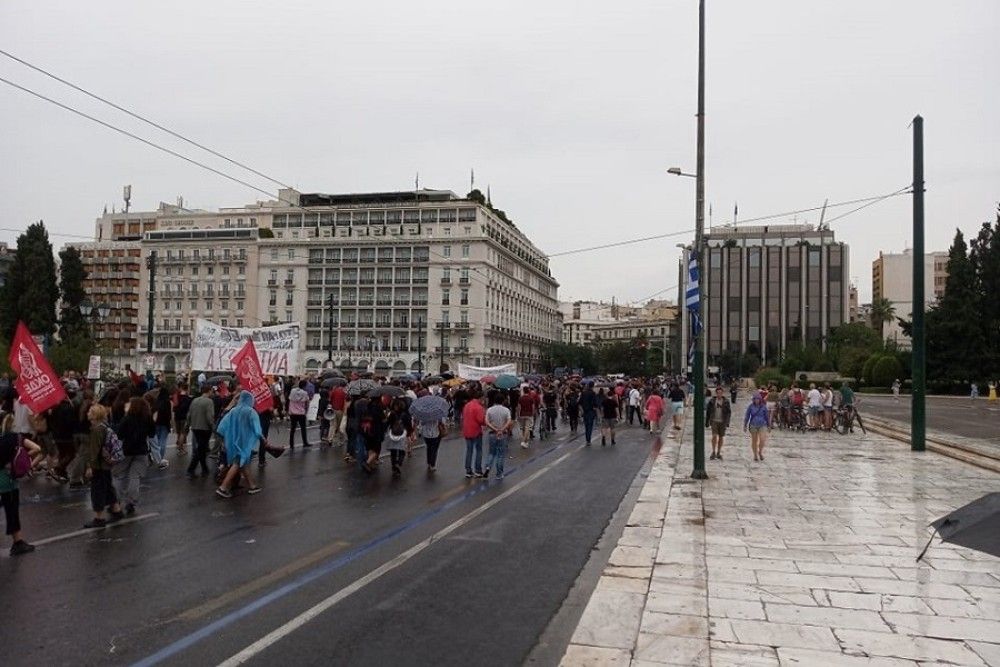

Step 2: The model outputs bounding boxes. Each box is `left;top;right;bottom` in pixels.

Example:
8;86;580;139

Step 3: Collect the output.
0;221;59;339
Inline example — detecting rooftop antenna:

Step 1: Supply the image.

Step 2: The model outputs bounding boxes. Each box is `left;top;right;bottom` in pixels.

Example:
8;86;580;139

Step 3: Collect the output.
487;185;492;206
733;201;738;227
709;203;713;229
415;172;420;191
818;198;829;229
470;167;475;192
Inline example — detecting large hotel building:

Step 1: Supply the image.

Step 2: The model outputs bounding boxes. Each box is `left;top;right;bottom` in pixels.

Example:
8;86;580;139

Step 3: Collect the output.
73;189;561;375
678;224;850;369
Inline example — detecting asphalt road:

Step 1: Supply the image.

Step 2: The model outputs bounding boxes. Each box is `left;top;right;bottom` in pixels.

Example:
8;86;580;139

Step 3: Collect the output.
1;419;655;667
857;393;1000;447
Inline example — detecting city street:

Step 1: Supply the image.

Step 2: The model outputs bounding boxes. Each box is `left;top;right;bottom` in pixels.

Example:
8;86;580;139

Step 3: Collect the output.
858;393;1000;447
0;421;657;666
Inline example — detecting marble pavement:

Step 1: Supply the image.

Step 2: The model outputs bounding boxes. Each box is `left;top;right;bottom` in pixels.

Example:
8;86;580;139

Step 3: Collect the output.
561;416;1000;666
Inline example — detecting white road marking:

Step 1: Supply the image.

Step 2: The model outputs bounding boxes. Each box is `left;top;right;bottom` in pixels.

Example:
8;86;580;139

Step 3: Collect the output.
217;448;579;666
31;513;160;547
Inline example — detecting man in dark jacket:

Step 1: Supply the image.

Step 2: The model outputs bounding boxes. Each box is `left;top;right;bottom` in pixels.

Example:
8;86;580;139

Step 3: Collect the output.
705;387;732;461
49;393;78;483
579;384;598;445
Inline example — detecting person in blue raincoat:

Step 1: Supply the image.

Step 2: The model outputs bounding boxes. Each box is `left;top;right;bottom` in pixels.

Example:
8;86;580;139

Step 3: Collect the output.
214;391;265;498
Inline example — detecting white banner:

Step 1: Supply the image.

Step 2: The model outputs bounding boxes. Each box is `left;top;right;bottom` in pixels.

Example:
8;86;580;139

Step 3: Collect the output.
87;355;102;379
456;363;517;381
191;319;300;375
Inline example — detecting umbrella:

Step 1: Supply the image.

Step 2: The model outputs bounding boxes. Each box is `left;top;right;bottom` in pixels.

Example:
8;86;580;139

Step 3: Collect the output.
321;377;347;388
369;385;405;398
494;374;520;390
479;375;497;385
423;375;444;385
917;492;1000;561
346;378;379;397
442;377;464;388
409;395;450;423
526;374;543;383
441;371;455;380
205;375;233;386
321;369;344;379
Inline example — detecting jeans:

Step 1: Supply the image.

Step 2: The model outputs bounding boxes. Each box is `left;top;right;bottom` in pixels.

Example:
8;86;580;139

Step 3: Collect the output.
423;436;442;467
113;455;148;507
464;435;483;474
390;449;406;468
188;429;211;475
1;489;21;535
484;434;509;477
288;414;309;447
155;425;169;459
583;410;597;443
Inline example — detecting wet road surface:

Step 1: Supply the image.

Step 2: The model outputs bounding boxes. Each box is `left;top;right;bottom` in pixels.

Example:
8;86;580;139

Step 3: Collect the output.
857;393;1000;448
1;420;657;666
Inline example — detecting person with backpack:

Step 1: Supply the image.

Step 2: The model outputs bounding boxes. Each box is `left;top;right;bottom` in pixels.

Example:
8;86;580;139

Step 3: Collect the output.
113;397;154;516
384;398;413;479
565;388;580;435
85;404;124;528
0;417;42;555
359;394;387;473
49;392;78;484
580;383;598;445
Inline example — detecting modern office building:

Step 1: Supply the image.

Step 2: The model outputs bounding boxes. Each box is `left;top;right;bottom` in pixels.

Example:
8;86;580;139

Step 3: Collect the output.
69;188;560;375
74;241;143;369
678;224;851;368
871;249;948;347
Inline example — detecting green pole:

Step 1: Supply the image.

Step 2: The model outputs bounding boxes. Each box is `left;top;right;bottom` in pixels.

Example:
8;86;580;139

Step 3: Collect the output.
691;0;708;479
911;115;926;451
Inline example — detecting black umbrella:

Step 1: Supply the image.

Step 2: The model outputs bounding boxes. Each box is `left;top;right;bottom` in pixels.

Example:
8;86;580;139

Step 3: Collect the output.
917;492;1000;561
424;375;444;385
321;369;345;379
205;375;233;386
321;377;347;388
369;385;405;398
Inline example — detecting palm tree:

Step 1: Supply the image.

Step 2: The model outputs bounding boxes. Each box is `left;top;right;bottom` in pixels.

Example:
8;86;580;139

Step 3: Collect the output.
870;297;896;338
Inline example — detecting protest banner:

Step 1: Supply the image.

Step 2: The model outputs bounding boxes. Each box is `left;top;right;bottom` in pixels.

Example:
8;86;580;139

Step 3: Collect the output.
8;321;66;413
231;338;274;412
455;363;517;381
191;319;300;375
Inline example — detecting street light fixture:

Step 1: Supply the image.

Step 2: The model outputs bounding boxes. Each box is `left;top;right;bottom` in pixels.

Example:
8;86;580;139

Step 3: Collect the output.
668;167;697;178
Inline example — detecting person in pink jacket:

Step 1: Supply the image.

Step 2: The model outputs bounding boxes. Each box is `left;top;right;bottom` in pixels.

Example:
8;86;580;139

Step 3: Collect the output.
645;391;665;434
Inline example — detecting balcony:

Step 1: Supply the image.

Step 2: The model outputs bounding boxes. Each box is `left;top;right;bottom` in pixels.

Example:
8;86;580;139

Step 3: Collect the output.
436;322;451;330
440;278;452;285
459;277;470;285
375;322;392;329
267;279;277;286
434;346;449;353
453;322;473;331
284;279;295;286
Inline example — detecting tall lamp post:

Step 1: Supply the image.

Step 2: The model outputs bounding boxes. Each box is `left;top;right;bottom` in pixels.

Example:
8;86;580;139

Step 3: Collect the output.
667;0;708;480
80;299;112;370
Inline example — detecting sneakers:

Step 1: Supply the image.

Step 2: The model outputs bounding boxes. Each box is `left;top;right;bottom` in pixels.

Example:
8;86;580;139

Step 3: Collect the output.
247;486;263;495
9;540;35;556
477;470;488;479
158;460;170;470
520;442;529;449
601;437;606;447
215;487;233;498
125;503;136;516
709;453;717;460
465;471;474;479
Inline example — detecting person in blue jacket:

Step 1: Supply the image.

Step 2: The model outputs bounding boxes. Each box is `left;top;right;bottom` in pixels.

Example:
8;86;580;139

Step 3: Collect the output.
743;393;770;462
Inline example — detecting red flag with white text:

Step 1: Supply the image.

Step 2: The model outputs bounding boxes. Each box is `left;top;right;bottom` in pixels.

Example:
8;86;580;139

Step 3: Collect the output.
8;321;67;414
231;338;273;412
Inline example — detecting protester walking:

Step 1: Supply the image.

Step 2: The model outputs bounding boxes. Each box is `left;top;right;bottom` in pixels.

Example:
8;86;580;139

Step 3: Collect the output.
580;383;597;445
600;388;619;446
743;393;770;462
186;384;215;476
462;388;486;478
173;383;192;454
645;390;665;434
483;392;513;480
215;391;264;498
114;397;154;516
385;398;413;479
287;380;311;449
667;383;686;432
85;405;124;527
517;386;535;449
0;428;41;555
153;387;172;461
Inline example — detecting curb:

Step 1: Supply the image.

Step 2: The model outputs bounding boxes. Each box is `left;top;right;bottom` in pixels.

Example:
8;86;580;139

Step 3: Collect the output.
864;416;1000;474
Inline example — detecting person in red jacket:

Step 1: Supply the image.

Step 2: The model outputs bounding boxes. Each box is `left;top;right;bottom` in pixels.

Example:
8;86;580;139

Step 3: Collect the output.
461;387;486;478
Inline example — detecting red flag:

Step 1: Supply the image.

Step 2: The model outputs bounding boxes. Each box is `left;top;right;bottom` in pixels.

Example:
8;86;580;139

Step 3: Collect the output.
231;338;273;413
8;321;67;414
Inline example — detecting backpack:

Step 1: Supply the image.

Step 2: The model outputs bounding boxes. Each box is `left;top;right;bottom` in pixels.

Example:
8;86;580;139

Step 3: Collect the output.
102;426;126;466
11;436;32;479
388;415;407;441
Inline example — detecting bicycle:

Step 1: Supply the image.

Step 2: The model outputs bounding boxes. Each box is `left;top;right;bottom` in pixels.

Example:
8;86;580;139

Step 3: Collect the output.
833;404;867;435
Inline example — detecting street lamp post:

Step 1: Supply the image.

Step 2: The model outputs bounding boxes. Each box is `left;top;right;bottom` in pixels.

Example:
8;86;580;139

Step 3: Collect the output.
80;299;112;371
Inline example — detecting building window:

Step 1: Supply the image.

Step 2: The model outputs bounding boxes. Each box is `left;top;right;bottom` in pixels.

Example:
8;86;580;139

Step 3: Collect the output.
285;291;294;306
443;245;451;258
460;288;469;305
192;266;199;276
461;244;470;258
270;248;278;260
269;290;277;306
236;300;244;310
285;310;293;323
288;248;295;260
442;289;450;305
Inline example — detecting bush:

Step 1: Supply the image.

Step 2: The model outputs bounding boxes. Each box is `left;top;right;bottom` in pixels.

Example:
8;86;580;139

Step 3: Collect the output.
870;356;903;388
754;367;791;389
861;354;884;385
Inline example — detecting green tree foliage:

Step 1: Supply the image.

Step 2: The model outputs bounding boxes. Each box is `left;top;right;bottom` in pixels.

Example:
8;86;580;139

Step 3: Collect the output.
58;246;90;342
47;338;93;375
542;342;596;375
969;206;1000;375
871;356;903;388
0;221;59;339
869;297;896;338
754;367;791;389
923;229;985;382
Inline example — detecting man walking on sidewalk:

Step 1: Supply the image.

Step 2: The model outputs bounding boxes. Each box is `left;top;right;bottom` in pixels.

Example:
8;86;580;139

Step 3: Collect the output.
705;387;731;460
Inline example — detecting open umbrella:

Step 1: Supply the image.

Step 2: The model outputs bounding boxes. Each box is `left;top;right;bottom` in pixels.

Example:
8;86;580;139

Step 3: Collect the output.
346;378;379;397
321;377;347;388
494;374;520;390
409;395;450;423
479;375;497;385
205;375;233;386
321;369;345;379
369;385;405;398
442;377;464;388
423;375;444;385
917;492;1000;561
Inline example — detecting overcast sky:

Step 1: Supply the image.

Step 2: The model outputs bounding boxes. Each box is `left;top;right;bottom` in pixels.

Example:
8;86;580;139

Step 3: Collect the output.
1;1;997;305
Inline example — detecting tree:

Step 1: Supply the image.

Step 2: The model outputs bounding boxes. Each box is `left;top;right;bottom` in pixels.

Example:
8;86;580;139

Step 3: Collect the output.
0;221;59;339
869;297;896;339
871;356;903;388
969;206;1000;377
58;246;89;342
923;229;985;381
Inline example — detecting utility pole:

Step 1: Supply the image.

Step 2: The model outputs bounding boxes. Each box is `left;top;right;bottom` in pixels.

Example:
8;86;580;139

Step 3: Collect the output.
326;293;335;362
911;115;926;452
416;316;425;377
691;0;708;479
146;250;157;354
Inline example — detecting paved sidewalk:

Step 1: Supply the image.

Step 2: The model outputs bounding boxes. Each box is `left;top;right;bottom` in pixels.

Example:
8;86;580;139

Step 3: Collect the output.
561;420;1000;666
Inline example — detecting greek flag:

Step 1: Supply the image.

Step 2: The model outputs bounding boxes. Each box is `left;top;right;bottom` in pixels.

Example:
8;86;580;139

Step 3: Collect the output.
686;254;702;366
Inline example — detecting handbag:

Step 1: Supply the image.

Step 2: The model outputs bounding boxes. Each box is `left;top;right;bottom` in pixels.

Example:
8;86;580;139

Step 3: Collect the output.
437;422;448;438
